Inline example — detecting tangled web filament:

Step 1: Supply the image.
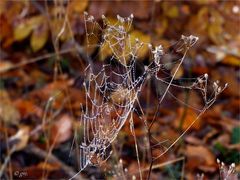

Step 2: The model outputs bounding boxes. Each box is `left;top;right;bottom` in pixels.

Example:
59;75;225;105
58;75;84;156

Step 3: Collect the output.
71;13;227;178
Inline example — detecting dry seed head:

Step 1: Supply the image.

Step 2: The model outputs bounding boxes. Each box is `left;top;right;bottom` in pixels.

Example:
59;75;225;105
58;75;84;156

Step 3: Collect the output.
117;14;124;23
231;163;235;168
148;43;152;49
152;45;164;64
198;77;203;84
204;73;208;79
213;82;218;90
181;35;199;48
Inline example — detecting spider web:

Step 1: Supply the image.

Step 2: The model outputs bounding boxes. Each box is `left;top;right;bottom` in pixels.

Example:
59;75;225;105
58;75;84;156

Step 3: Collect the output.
70;13;227;179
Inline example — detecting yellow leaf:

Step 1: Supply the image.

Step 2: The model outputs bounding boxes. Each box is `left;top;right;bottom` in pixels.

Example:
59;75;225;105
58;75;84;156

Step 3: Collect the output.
222;55;240;67
170;64;184;79
208;23;223;44
99;41;112;61
69;0;88;13
196;0;218;5
197;7;209;30
14;21;33;41
155;18;168;37
14;15;44;42
166;6;179;18
163;2;179;18
208;10;224;44
50;18;71;42
30;23;48;52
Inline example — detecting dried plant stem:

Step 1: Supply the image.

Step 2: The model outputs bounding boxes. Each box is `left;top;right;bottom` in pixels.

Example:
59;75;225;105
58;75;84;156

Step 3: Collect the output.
130;113;143;180
25;143;85;179
0;145;15;179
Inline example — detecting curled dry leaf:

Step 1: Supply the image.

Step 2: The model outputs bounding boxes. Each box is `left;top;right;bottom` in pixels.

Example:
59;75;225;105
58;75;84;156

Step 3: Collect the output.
50;114;73;145
9;126;30;151
0;90;20;125
0;60;14;73
30;80;70;104
14;99;43;118
174;107;202;131
185;145;216;172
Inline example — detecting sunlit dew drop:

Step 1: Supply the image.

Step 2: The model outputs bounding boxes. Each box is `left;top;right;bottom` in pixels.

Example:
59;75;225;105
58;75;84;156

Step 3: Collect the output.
232;5;239;14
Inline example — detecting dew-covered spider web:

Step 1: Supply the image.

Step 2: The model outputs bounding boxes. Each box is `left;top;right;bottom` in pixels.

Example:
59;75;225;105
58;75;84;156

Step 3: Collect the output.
70;13;227;179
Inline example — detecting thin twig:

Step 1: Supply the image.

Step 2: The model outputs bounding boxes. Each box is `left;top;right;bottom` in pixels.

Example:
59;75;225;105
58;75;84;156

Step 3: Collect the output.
0;146;16;178
0;49;74;73
131;156;185;175
25;143;86;180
